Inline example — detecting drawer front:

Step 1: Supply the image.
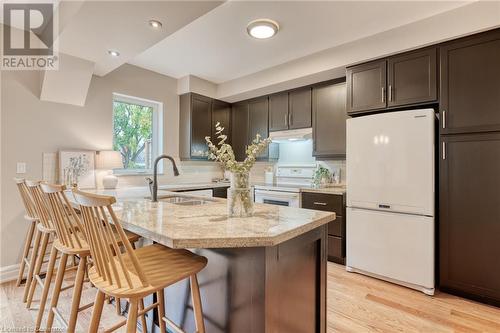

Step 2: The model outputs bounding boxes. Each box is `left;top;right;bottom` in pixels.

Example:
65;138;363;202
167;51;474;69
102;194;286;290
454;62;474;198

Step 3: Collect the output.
328;215;344;237
328;235;345;258
302;192;343;214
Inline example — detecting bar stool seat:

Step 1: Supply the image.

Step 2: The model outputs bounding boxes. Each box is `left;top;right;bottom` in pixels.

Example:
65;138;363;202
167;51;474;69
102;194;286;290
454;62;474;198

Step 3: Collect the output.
88;243;207;298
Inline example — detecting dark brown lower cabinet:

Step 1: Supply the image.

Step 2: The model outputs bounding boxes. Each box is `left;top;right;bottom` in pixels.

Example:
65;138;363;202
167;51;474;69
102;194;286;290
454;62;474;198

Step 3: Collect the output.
440;132;500;306
212;186;228;198
302;192;346;264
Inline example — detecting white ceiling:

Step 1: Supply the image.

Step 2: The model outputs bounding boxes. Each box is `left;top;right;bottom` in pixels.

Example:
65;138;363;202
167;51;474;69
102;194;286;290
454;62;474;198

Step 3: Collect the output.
55;1;223;76
130;0;471;83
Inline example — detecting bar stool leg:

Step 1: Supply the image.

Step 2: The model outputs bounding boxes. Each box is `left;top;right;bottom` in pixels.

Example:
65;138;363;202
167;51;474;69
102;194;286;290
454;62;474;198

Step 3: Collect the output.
116;297;122;315
157;289;167;333
67;255;87;333
34;246;58;331
23;228;41;302
45;253;68;331
27;232;50;308
16;221;36;286
190;275;206;333
138;299;148;332
89;291;105;333
126;298;139;333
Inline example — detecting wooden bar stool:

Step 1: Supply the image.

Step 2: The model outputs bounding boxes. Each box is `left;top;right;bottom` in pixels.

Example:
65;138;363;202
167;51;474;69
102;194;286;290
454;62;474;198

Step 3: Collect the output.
38;184;141;333
73;189;208;333
13;179;40;299
24;180;58;309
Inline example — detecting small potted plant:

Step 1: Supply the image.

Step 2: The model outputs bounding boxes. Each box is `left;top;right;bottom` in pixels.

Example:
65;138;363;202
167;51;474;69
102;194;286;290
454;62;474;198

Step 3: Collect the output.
206;123;271;217
312;165;332;188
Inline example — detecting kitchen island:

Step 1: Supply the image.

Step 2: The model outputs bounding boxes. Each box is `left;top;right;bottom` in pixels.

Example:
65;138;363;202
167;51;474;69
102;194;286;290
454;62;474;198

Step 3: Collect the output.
67;187;335;333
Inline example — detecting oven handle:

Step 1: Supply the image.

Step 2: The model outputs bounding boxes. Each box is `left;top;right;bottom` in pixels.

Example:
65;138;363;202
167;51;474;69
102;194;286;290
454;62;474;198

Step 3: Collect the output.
254;190;299;199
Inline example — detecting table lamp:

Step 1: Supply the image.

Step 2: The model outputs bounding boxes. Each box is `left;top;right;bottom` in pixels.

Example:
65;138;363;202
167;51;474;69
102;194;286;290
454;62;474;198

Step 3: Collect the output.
97;150;123;189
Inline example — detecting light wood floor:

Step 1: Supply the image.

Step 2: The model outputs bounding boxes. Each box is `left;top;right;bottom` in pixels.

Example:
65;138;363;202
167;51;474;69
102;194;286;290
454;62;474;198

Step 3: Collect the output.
327;263;500;333
1;262;500;332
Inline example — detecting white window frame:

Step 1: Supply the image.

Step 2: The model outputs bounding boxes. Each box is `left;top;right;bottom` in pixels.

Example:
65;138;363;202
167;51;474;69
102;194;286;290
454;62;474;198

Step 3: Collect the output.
112;93;163;175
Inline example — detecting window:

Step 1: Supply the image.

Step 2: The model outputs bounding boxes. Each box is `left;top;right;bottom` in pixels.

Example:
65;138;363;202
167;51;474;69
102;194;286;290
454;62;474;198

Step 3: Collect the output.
112;93;162;174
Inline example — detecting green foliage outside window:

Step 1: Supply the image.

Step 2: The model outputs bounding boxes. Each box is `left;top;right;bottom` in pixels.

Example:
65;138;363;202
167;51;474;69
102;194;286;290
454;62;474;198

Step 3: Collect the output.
113;100;153;169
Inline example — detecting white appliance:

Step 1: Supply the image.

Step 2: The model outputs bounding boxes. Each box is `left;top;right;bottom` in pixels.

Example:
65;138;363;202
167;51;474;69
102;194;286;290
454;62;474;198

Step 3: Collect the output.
346;108;435;295
254;164;316;207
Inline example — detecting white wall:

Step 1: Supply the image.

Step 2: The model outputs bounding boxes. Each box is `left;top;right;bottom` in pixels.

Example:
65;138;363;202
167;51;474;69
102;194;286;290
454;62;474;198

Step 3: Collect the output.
0;64;222;269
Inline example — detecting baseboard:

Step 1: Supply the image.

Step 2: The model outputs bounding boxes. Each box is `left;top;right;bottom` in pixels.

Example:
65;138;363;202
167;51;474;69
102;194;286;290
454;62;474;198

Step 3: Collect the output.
0;264;20;284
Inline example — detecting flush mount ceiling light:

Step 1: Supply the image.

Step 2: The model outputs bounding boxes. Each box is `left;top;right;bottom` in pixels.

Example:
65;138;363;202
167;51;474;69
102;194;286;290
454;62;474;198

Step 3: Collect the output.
247;19;279;39
148;19;163;29
108;50;120;57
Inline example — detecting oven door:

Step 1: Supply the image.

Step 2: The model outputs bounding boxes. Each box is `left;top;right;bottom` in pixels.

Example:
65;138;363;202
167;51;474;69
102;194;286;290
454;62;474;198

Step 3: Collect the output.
254;189;300;207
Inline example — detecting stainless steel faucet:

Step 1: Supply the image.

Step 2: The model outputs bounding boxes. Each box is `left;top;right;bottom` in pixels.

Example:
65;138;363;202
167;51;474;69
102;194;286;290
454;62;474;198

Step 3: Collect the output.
148;155;180;202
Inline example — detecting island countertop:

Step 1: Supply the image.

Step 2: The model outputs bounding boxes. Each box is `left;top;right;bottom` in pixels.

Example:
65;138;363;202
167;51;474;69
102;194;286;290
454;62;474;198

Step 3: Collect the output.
67;187;335;249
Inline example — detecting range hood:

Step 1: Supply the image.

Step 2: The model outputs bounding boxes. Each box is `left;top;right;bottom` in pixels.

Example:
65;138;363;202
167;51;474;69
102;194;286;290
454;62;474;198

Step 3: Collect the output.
269;128;313;143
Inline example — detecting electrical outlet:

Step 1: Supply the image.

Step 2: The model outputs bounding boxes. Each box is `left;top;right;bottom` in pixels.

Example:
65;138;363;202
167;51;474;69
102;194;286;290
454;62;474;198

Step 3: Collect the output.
16;162;26;174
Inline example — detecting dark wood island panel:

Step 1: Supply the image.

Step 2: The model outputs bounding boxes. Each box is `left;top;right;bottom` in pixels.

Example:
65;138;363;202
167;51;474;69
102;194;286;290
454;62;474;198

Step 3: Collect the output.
160;225;328;333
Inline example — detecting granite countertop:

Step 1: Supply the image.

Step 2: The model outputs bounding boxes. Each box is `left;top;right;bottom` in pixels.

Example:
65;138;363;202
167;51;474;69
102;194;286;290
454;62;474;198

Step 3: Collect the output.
252;182;347;195
66;187;335;249
300;186;346;195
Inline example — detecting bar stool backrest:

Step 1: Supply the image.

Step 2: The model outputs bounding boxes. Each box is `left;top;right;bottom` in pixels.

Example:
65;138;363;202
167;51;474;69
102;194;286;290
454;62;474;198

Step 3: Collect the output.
25;180;54;231
41;183;86;250
72;189;149;289
14;178;37;220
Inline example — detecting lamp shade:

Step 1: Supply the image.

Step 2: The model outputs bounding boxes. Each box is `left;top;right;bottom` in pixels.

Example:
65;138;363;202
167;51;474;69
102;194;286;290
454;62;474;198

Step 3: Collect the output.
96;150;123;169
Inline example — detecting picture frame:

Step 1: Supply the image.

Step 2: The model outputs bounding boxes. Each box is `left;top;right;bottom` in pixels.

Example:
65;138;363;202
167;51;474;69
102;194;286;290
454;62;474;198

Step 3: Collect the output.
58;150;96;189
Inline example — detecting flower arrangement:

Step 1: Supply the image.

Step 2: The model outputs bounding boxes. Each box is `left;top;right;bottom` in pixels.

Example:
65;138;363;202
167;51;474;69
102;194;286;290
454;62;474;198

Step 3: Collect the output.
205;123;271;173
206;122;271;217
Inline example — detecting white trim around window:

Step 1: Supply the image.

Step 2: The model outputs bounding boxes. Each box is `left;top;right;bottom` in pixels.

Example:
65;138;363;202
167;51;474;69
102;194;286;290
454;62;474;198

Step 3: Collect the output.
112;93;164;175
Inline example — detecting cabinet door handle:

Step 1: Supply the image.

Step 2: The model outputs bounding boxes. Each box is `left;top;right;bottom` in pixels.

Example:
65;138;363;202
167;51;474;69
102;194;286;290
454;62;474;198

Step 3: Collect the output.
313;202;327;206
442;110;446;129
289;112;293;126
388;85;392;102
285;113;288;127
442;142;446;160
381;87;386;103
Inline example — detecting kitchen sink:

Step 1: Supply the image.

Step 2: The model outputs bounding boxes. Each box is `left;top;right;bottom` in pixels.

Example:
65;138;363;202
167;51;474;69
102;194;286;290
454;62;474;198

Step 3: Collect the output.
158;195;213;206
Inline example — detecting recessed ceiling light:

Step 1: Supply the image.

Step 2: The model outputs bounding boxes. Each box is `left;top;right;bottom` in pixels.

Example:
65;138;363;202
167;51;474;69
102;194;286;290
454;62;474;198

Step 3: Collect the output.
149;19;163;29
108;50;120;57
247;19;279;39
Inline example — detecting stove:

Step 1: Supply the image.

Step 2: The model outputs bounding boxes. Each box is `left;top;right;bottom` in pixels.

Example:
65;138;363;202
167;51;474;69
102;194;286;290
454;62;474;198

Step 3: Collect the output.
254;164;316;207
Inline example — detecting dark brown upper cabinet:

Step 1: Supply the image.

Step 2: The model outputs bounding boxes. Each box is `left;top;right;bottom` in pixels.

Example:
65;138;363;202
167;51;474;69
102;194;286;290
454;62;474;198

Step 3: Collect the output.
346;60;387;114
439;132;500;305
288;88;312;129
440;30;500;134
248;97;271;159
179;93;212;160
312;81;347;159
212;99;232;146
231;102;249;162
388;47;437;108
269;92;289;131
180;93;232;160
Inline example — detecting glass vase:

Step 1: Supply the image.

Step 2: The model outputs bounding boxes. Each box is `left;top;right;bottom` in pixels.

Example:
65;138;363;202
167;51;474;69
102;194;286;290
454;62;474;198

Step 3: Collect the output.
227;171;253;217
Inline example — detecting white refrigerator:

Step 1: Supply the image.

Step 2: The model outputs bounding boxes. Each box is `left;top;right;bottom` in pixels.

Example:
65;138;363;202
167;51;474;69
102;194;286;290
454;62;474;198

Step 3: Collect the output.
346;108;435;295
